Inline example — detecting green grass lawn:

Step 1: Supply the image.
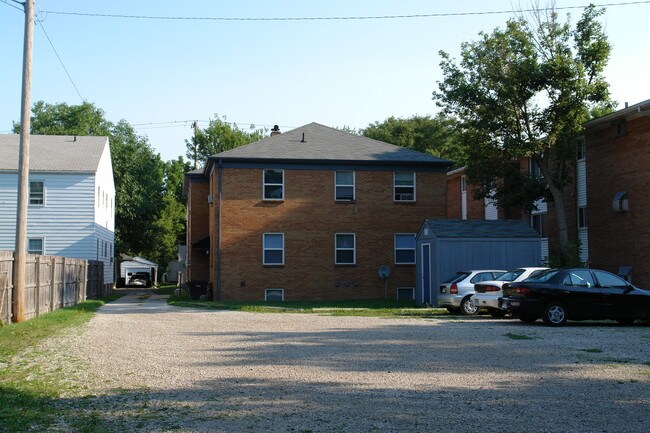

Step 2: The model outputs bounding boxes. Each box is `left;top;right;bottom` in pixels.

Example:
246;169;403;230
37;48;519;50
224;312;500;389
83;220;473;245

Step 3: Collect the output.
0;293;123;432
165;289;448;318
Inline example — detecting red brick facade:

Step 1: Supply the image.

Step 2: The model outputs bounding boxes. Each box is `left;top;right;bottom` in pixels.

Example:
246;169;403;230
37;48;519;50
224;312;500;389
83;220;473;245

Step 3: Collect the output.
189;167;447;301
185;176;210;282
585;111;650;287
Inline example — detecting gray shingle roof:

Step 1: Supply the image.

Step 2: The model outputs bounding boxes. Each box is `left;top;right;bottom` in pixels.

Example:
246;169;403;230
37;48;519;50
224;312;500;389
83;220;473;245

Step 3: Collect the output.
0;134;108;172
421;219;540;238
210;122;452;166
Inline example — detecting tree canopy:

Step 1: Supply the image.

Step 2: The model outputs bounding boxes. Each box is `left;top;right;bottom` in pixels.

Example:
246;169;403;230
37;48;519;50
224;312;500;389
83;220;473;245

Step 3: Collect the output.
185;116;267;167
362;114;465;166
433;4;614;256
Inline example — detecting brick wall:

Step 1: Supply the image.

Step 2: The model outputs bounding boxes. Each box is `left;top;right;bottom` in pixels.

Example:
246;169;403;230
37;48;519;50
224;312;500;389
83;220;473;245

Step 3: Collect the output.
207;168;447;301
186;179;210;282
446;170;486;220
586;115;650;287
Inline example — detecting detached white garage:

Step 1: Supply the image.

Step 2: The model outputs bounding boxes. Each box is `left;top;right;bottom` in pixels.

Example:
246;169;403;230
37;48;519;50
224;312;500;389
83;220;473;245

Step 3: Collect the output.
415;220;542;306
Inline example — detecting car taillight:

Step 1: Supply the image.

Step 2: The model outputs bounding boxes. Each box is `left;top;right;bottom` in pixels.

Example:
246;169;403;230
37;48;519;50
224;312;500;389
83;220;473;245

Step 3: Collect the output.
450;283;458;294
514;286;532;295
484;285;500;292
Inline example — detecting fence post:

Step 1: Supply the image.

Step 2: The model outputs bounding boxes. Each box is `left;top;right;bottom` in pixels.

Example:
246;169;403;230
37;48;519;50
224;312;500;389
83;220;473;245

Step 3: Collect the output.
61;257;66;307
81;260;88;302
50;257;55;312
34;255;40;316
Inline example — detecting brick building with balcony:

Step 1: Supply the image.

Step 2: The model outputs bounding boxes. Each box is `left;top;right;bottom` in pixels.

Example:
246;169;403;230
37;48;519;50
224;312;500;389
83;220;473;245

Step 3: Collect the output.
185;123;452;301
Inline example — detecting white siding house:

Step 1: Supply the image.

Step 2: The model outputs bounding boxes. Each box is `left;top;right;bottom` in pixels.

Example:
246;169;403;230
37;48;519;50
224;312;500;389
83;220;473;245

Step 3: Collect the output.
0;135;115;285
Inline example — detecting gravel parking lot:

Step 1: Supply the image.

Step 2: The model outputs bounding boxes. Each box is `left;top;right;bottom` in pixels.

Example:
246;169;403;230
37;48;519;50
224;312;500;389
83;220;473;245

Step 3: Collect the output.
53;292;650;432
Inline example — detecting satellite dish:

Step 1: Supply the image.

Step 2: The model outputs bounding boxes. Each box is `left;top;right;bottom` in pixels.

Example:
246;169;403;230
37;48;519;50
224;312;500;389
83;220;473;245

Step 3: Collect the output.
377;265;391;279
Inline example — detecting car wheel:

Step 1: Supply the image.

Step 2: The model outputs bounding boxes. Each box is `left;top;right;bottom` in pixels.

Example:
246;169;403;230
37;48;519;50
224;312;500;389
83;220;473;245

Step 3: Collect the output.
616;318;635;326
519;314;538;323
489;309;507;318
542;301;568;326
460;297;479;316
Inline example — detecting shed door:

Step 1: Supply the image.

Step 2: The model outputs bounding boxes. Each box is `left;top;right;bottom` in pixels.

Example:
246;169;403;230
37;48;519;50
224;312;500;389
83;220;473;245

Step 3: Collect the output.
421;243;431;304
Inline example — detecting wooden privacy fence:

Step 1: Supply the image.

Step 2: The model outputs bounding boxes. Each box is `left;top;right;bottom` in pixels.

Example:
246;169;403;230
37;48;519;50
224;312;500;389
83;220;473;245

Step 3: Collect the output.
0;251;107;324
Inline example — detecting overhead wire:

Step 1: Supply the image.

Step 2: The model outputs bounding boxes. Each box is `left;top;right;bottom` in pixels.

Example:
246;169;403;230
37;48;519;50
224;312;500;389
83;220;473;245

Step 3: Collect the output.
1;0;24;12
36;17;86;102
39;1;650;21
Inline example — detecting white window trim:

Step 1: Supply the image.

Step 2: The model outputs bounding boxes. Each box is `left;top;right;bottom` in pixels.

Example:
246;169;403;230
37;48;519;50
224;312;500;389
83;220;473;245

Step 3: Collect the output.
29;180;45;206
394;233;416;265
265;288;285;301
396;286;415;301
335;233;356;265
263;233;284;265
393;172;416;202
263;169;284;201
27;237;44;255
334;170;355;201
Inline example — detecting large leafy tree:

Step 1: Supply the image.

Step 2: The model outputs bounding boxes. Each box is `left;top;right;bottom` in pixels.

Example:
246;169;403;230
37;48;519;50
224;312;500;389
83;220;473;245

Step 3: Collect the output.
14;101;165;259
434;4;614;256
152;157;191;267
362;114;465;166
186;115;267;167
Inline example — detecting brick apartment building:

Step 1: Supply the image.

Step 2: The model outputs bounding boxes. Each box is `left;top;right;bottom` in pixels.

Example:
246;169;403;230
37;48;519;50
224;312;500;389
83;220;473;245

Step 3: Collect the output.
584;99;650;288
447;99;650;288
185;123;452;301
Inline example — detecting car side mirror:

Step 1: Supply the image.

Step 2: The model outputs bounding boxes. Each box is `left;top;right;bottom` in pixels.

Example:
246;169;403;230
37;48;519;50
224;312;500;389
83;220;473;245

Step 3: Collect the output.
623;285;634;294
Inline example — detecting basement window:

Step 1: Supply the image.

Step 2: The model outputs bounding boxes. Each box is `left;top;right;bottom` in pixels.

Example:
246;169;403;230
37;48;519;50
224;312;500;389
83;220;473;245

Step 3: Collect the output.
397;287;415;301
265;288;284;302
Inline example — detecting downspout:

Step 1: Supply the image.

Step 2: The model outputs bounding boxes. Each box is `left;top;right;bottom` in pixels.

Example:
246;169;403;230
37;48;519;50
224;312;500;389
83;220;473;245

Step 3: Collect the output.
216;159;222;302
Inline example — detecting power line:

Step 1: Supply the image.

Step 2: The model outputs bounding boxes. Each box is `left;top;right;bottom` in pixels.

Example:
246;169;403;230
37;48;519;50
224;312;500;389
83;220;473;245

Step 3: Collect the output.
39;1;650;22
1;0;24;12
36;18;86;102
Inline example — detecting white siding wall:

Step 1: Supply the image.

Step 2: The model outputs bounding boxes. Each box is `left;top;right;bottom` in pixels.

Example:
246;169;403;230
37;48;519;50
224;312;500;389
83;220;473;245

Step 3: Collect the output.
0;170;115;284
94;144;115;232
484;197;498;220
576;157;589;263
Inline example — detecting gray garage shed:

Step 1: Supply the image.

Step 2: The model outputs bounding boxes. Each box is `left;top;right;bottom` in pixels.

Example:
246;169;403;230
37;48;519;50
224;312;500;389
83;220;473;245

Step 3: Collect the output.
415;219;541;306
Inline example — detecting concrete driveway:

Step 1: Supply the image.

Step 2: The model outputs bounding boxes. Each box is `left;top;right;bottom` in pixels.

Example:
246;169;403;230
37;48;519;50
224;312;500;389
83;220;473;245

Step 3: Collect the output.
62;291;650;432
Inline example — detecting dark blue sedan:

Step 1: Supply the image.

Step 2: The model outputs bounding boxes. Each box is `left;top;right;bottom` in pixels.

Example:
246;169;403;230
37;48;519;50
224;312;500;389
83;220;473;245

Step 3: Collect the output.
499;268;650;326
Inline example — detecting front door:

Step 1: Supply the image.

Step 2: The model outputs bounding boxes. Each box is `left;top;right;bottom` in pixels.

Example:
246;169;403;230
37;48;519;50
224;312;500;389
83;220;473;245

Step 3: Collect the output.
421;244;431;305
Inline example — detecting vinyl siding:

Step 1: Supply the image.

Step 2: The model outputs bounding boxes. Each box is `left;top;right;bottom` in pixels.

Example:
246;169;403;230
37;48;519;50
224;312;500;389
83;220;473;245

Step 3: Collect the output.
0;171;115;284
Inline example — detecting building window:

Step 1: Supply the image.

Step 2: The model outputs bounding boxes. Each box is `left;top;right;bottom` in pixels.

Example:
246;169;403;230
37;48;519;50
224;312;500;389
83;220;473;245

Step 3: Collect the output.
578;206;587;229
29;181;44;205
263;169;284;200
577;140;585;160
529;160;542;178
531;213;546;237
394;234;416;264
263;233;284;265
335;171;355;201
394;172;415;202
335;233;356;265
265;288;284;301
397;287;415;301
28;238;43;255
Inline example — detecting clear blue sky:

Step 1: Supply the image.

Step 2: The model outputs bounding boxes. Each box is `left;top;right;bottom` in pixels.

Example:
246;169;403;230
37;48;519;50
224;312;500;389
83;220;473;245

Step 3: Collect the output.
2;0;649;161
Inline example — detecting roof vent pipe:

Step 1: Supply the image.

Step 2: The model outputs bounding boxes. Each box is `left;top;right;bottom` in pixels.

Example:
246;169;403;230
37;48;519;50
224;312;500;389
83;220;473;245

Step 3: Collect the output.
625;102;629;108
301;132;305;143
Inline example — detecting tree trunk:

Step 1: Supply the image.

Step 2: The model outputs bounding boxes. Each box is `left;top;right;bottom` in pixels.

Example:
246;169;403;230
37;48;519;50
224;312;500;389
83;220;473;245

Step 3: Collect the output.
536;155;569;257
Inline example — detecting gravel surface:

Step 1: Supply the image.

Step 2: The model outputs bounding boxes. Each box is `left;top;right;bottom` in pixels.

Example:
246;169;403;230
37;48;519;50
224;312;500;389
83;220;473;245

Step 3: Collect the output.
48;292;650;432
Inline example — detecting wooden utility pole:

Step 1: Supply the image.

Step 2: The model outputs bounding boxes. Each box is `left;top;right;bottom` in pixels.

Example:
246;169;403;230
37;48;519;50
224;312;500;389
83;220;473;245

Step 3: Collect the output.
191;121;199;169
13;0;35;323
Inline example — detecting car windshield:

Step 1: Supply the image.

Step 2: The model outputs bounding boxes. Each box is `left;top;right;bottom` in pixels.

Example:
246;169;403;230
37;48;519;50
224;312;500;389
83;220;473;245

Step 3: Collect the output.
443;272;470;284
494;269;525;282
523;269;560;283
